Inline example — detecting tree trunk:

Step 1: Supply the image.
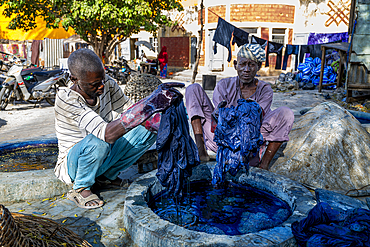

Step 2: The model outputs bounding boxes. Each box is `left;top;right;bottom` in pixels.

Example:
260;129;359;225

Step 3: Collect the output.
190;0;204;84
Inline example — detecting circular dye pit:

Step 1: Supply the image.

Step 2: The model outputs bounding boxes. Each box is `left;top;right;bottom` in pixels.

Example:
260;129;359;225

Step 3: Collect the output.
123;162;316;246
0;144;57;172
0;136;70;203
149;180;291;235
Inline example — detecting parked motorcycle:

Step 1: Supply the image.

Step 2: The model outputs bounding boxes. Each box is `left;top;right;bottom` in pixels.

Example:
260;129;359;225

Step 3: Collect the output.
105;56;137;85
0;55;69;110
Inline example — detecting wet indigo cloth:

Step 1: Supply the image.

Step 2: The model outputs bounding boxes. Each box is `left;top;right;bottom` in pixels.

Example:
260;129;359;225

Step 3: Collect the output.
156;99;200;197
282;44;299;71
212;99;263;186
265;41;284;69
292;202;370;247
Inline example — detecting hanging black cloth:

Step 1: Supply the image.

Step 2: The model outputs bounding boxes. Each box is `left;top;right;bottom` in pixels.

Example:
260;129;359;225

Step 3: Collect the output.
232;27;249;47
156;99;200;197
265;41;284;69
212;99;263;186
299;45;309;63
307;44;323;59
251;35;268;49
282;44;299;71
299;44;323;63
213;18;235;62
213;18;250;62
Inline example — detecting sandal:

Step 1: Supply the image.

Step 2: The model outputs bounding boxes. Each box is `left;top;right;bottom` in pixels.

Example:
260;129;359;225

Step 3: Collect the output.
67;189;104;209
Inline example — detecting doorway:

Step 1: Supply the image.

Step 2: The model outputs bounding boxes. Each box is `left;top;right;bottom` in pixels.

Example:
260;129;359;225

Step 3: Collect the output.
208;30;224;71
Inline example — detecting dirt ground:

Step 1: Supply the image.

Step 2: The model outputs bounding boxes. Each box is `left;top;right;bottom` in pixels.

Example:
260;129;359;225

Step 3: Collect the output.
0;83;331;143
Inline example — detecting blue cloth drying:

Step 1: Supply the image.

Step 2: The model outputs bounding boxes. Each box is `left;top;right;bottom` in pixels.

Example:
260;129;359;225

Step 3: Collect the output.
212;99;263;186
156;100;200;197
292;202;370;247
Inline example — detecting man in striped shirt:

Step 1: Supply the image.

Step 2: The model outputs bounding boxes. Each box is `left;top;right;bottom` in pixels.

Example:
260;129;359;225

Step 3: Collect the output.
55;48;181;209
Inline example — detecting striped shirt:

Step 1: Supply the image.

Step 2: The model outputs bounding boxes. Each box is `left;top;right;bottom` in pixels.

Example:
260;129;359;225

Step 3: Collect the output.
54;75;133;184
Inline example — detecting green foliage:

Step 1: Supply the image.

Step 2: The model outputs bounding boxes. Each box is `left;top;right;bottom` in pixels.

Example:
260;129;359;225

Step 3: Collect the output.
0;0;183;60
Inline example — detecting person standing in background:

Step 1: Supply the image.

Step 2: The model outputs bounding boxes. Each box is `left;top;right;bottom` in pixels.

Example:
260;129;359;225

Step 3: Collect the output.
158;46;168;78
31;40;43;67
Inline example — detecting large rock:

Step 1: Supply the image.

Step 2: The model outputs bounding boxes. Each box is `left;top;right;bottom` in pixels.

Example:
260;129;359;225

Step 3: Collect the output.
270;102;370;194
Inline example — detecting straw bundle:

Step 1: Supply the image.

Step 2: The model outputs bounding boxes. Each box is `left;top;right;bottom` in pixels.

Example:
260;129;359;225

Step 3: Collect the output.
0;205;91;247
124;74;162;103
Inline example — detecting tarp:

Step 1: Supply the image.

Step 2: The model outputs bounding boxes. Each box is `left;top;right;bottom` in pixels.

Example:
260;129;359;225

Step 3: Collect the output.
0;6;75;41
270;102;370;195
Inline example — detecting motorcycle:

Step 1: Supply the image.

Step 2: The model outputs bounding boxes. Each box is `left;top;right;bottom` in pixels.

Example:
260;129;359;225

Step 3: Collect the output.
105;56;137;85
0;54;69;110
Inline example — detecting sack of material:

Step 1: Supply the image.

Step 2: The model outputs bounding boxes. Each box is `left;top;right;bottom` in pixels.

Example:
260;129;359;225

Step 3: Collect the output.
270;102;370;195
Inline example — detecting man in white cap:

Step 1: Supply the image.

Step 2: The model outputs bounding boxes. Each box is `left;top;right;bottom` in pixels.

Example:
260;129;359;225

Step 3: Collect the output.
185;44;294;169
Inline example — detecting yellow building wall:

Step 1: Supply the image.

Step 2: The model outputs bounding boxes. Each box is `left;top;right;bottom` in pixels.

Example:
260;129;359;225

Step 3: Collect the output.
0;6;75;41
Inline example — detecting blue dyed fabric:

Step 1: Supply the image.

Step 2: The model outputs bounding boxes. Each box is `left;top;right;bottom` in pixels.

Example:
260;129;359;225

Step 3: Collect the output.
292;202;370;247
156;100;200;197
308;32;348;45
212;99;263;186
296;57;337;88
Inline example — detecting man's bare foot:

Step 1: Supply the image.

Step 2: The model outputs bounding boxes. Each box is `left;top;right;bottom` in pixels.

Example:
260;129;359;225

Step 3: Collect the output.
67;188;104;209
79;189;103;207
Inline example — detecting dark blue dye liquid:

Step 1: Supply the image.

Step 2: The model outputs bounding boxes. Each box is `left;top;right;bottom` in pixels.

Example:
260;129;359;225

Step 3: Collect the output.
149;180;292;235
0;146;58;172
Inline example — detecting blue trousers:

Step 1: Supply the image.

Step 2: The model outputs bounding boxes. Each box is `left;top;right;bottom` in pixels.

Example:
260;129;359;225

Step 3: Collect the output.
67;125;156;190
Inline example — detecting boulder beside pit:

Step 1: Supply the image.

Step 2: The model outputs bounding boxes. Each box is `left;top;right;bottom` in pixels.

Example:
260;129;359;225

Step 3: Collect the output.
271;102;370;195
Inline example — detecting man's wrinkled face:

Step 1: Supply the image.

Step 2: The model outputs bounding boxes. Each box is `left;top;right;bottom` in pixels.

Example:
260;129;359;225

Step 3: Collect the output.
77;69;105;99
234;57;261;84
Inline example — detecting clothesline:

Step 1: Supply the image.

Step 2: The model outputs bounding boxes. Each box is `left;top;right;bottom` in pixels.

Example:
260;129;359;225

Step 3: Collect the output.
208;8;222;19
212;17;349;70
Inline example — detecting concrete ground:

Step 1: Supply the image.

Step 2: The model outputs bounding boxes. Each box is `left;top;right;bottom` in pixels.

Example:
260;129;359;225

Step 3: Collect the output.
0;71;333;246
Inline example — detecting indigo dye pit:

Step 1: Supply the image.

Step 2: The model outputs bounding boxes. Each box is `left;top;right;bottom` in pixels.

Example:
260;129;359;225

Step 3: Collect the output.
0;141;58;172
149;180;292;235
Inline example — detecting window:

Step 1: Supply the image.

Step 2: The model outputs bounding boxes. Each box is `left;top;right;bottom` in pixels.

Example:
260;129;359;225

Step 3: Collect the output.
272;28;286;45
150;37;158;53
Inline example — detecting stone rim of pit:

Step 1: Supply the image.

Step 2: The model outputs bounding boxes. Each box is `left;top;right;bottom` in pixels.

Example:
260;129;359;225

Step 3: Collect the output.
123;162;316;246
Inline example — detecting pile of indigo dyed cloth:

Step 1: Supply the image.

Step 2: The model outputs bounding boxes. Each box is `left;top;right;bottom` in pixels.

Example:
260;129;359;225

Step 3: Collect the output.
212;99;263;186
292;202;370;246
296;57;337;88
156;99;200;197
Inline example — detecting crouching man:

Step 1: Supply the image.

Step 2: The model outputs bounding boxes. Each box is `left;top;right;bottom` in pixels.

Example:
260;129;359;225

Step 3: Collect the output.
54;48;182;209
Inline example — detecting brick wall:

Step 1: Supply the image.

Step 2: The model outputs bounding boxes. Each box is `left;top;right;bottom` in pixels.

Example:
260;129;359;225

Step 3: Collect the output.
208;5;226;23
160;37;190;68
230;4;295;23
